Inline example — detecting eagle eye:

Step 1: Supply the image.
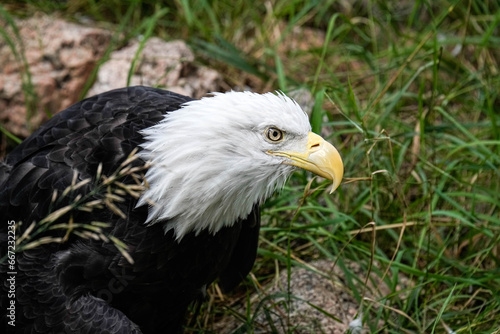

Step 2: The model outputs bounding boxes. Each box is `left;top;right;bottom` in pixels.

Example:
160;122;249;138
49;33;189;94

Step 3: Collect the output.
265;127;284;142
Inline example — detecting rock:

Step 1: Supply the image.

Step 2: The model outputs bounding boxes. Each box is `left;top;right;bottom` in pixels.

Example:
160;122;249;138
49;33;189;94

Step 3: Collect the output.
213;259;366;333
0;14;112;137
257;260;362;333
212;258;413;333
0;15;222;142
86;37;221;99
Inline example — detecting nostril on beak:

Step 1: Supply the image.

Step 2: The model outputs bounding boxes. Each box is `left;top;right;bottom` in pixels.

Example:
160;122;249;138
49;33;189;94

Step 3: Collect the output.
310;142;321;151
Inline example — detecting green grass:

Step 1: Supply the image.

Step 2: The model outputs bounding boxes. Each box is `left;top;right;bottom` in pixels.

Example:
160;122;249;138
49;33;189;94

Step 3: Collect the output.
2;0;500;333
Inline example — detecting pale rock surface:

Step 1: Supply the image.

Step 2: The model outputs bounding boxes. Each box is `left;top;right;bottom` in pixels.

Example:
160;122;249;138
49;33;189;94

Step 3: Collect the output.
87;37;221;99
0;14;112;137
213;260;368;333
213;258;412;333
0;15;221;141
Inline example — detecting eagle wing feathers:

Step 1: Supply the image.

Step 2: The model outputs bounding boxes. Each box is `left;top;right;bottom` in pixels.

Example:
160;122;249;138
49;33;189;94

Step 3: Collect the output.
1;86;261;333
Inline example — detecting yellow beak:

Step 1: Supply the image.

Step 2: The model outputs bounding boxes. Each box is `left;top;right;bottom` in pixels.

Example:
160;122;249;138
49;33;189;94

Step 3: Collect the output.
268;132;344;193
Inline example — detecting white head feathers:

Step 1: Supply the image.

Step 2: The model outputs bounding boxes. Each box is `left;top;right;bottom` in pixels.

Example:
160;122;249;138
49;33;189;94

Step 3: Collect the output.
137;91;311;239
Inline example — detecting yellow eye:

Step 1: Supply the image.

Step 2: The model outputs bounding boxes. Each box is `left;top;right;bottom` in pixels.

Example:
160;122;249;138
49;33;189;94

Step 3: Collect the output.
266;127;284;142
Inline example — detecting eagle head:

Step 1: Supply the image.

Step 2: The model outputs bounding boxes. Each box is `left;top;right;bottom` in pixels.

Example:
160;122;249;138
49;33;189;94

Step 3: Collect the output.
137;91;344;239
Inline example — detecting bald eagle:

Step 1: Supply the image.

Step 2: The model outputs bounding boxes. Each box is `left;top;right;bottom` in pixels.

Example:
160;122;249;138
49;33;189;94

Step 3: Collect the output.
0;86;343;333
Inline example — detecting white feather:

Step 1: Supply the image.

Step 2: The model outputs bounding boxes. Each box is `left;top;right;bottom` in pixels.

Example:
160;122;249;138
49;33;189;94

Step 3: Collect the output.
137;91;311;239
